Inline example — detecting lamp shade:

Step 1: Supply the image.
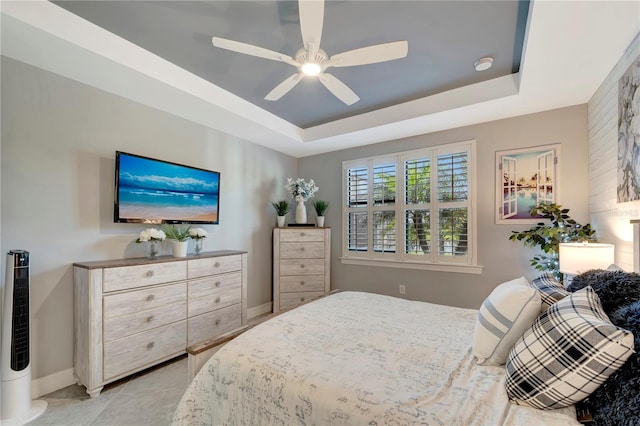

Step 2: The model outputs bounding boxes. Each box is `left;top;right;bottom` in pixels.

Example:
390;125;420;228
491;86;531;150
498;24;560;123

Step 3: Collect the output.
559;243;615;275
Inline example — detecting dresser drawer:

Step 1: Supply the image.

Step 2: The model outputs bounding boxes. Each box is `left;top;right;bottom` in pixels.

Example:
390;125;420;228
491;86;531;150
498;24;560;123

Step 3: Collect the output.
279;229;325;243
103;283;186;341
279;242;325;259
188;272;241;299
103;282;186;319
188;303;242;346
188;286;241;318
279;291;325;310
103;320;186;380
188;255;242;279
279;275;325;293
279;258;325;275
103;262;186;292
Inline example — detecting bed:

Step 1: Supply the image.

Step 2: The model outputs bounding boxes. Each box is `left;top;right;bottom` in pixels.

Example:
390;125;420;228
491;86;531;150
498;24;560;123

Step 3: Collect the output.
172;290;581;425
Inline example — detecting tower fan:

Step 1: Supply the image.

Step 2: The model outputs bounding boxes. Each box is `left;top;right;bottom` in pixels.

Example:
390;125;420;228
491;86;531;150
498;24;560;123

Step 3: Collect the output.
1;250;47;424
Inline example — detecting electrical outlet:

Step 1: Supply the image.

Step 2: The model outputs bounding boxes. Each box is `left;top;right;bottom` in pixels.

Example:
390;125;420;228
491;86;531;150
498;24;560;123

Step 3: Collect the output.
399;284;406;295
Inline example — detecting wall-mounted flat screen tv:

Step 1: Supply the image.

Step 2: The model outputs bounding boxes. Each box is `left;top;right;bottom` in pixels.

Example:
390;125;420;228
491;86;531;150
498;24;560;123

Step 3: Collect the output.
114;151;220;224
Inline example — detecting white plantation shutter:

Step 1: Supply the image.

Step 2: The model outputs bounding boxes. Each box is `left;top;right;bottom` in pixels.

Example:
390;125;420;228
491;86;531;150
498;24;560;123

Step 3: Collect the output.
346;166;368;253
436;151;468;261
343;141;476;270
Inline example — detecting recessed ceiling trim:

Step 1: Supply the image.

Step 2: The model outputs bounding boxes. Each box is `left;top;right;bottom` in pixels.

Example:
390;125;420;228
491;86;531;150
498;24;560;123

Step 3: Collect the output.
303;73;519;144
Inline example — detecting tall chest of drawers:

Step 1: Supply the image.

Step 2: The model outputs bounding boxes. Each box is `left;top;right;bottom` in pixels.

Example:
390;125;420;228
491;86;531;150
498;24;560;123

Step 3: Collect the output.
273;228;331;312
73;250;246;397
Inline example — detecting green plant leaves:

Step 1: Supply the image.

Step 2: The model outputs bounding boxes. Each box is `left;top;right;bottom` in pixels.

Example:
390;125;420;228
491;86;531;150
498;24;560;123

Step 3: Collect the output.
509;203;596;280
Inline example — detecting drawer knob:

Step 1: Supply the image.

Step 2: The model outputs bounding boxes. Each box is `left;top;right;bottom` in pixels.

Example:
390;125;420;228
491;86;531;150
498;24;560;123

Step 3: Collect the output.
300;281;305;286
215;281;221;287
146;315;154;323
300;297;305;302
146;294;155;302
215;319;221;326
146;270;154;278
215;297;221;304
300;232;306;237
146;342;155;350
300;247;305;252
214;262;221;268
300;264;305;269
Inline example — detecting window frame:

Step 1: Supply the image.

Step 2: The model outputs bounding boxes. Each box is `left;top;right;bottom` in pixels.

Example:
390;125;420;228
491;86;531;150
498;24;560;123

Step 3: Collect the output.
341;140;481;274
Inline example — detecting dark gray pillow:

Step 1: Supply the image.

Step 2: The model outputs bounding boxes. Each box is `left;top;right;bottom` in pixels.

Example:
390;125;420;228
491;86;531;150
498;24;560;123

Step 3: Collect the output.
585;300;640;426
567;269;640;314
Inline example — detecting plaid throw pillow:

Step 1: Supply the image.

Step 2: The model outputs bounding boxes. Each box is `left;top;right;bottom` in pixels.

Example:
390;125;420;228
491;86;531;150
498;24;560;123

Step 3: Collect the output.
530;273;569;312
505;286;634;410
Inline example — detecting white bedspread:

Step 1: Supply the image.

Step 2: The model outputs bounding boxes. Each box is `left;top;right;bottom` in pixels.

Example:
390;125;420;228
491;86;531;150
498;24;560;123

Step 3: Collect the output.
173;291;579;425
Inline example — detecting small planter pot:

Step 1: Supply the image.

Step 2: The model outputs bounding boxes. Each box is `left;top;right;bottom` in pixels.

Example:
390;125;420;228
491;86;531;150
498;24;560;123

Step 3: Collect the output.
316;216;325;227
277;216;286;227
171;240;188;258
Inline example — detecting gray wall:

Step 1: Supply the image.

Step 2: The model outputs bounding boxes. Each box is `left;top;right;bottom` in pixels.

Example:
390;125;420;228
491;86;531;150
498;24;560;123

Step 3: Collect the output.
0;57;297;380
301;105;589;309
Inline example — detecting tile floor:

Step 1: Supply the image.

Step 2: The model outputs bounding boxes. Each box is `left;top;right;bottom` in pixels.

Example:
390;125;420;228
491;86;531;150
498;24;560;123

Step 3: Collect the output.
28;355;189;426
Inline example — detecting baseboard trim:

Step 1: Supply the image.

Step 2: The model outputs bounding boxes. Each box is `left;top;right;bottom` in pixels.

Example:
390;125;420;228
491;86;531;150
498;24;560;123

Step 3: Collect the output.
31;367;75;399
248;301;272;319
31;301;273;398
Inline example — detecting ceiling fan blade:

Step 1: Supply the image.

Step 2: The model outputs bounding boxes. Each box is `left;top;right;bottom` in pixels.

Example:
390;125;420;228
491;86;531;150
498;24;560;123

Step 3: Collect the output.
212;37;295;65
265;73;303;101
326;40;409;68
318;73;359;105
299;0;324;57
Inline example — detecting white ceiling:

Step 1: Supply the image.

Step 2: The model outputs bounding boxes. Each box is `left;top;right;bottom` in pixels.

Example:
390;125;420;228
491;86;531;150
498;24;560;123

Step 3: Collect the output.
1;1;639;158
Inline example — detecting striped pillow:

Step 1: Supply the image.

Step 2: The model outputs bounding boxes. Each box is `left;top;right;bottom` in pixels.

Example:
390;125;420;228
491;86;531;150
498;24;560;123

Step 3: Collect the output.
530;273;569;312
505;286;635;410
472;277;542;366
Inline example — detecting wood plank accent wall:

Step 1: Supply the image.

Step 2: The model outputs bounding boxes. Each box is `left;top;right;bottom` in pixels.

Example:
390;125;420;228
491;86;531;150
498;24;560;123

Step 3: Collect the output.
588;33;640;272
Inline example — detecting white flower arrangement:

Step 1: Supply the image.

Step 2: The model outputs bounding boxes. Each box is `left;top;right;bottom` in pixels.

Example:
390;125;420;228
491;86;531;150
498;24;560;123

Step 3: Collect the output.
189;227;208;239
286;177;319;202
135;228;166;243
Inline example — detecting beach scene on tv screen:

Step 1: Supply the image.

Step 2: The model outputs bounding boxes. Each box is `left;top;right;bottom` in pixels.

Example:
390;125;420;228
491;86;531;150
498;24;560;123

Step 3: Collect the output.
118;154;219;222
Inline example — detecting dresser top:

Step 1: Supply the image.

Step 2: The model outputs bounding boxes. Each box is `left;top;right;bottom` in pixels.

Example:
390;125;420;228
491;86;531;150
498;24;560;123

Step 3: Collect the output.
73;250;246;269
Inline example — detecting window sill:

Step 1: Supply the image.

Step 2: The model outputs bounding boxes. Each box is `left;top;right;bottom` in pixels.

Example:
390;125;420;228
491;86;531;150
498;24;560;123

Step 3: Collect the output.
339;257;484;274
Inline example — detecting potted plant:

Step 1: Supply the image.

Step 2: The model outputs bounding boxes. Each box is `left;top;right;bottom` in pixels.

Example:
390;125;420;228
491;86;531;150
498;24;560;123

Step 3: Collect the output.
312;200;329;227
161;224;191;257
285;177;319;224
272;200;290;227
509;203;595;281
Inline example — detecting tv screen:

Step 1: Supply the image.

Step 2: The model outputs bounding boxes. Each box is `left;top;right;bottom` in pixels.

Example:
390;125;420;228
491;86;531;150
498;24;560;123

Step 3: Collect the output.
114;151;220;224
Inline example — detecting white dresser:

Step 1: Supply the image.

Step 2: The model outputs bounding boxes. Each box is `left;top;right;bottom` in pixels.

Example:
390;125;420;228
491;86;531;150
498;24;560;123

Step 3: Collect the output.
73;250;247;397
273;228;330;312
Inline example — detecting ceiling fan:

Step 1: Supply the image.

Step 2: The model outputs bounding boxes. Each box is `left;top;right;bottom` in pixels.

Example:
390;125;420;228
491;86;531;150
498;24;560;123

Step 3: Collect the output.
211;0;408;105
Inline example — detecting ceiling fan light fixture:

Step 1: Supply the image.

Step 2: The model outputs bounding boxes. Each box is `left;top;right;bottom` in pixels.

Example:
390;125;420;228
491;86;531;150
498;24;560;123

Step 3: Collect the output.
301;62;322;76
474;57;493;71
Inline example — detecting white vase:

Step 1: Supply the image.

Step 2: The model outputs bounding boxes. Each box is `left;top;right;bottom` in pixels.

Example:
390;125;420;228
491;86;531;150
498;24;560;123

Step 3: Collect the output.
295;200;307;224
277;216;286;227
316;216;325;227
171;240;188;258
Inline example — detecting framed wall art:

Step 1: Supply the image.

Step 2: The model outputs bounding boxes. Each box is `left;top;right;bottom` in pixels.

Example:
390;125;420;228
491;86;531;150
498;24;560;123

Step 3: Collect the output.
495;144;561;224
617;55;640;203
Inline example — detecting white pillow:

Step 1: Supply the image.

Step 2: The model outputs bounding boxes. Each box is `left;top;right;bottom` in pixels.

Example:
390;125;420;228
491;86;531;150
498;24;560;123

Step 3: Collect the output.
472;277;542;366
505;286;635;410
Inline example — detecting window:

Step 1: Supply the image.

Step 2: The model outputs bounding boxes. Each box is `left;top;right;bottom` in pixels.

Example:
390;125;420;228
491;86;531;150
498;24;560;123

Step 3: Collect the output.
342;140;480;273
